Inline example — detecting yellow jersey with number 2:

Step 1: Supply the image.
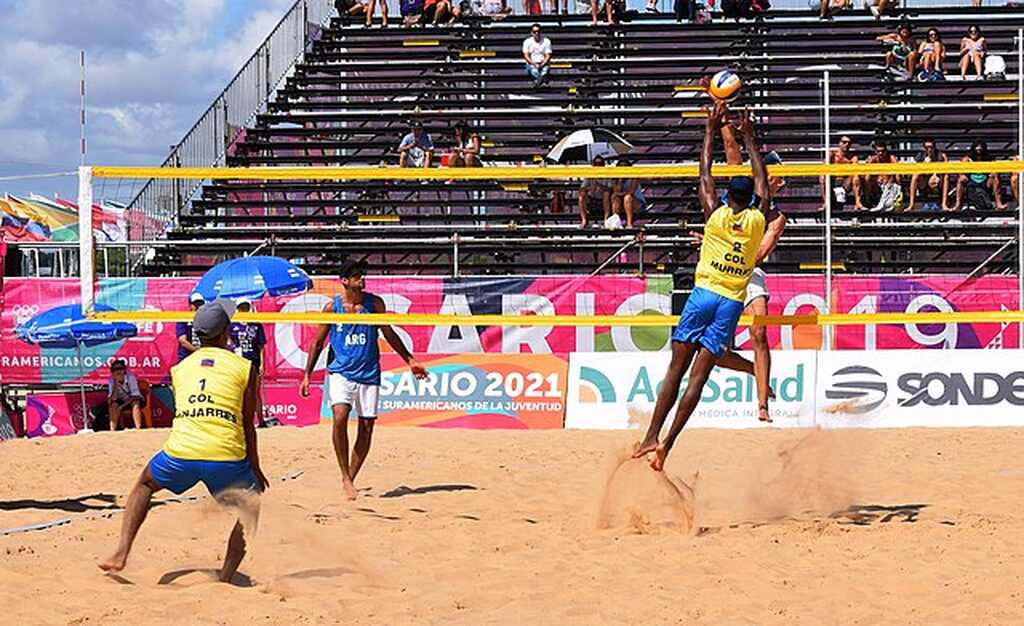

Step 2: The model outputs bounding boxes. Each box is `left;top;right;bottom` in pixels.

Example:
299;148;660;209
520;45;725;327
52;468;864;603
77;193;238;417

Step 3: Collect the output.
164;347;252;462
695;204;767;302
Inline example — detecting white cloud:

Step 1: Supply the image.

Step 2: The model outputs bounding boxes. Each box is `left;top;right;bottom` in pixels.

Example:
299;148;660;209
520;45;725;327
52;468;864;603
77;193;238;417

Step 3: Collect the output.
0;0;312;198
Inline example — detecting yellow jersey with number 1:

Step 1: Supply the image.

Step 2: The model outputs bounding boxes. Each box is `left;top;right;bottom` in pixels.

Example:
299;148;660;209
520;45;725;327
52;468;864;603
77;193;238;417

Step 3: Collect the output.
694;205;766;302
163;347;252;462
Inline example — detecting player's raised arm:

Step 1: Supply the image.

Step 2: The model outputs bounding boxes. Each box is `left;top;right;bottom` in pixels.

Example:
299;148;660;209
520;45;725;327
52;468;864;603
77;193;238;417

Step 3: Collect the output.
755;211;787;265
738;109;771;213
300;301;335;398
373;296;427;380
698;102;726;219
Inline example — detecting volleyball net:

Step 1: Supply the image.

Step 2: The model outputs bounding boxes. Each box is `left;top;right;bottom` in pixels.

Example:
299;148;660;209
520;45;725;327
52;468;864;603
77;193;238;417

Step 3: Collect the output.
79;159;1024;344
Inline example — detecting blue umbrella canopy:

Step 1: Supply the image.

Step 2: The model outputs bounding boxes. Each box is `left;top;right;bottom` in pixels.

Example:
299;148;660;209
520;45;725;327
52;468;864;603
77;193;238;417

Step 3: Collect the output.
15;303;138;349
194;255;312;302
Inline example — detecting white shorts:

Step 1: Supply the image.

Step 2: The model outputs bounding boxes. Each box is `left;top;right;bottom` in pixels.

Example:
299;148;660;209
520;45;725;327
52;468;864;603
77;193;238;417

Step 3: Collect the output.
326;373;379;419
744;268;769;308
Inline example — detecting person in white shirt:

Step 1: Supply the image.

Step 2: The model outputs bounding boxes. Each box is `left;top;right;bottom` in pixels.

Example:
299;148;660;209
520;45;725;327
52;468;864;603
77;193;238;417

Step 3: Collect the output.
522;24;552;88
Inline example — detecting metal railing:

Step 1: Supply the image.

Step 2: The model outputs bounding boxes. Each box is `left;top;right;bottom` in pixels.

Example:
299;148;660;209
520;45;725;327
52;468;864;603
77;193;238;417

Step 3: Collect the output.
124;0;335;266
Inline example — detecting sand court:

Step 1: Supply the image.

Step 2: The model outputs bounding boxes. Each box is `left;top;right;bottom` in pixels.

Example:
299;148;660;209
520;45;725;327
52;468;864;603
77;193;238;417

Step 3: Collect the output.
2;424;1023;625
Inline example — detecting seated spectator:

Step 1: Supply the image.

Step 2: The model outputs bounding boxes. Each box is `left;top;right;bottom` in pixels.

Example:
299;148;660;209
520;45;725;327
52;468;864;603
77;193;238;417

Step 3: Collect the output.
908;137;950;211
959;25;986;79
450;122;481;168
591;0;628;24
460;0;511;17
522;24;552;88
611;160;645;228
523;0;543;14
369;0;390;26
398;121;434;168
1012;157;1020;207
97;359;144;431
424;0;457;24
860;141;900;211
335;0;368;21
878;24;917;79
400;0;421;25
176;293;205;363
815;0;851;20
916;28;946;79
955;140;1005;210
863;0;897;19
721;0;771;21
579;155;612;228
822;135;861;210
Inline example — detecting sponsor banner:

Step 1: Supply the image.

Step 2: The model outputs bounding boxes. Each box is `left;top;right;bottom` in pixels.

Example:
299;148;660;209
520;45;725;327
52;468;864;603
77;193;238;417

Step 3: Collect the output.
751;275;1019;351
566;351;817;430
263;384;322;428
817;349;1024;428
371;353;568;429
1;275;668;385
24;391;104;437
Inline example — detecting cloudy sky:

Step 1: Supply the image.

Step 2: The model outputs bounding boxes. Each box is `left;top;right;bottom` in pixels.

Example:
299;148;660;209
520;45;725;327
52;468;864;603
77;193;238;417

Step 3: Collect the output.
0;0;299;201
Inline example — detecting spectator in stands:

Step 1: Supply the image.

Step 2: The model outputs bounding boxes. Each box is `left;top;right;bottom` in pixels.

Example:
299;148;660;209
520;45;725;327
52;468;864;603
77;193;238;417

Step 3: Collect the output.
335;0;368;22
522;24;552;88
450;122;481;167
959;25;987;80
367;0;389;26
878;24;917;79
955;140;1006;210
864;0;897;19
176;293;205;363
230;298;267;427
860;141;900;211
908;137;950;212
398;121;435;168
1012;158;1020;207
822;135;861;210
102;359;144;431
611;160;645;228
917;28;946;79
523;0;543;14
424;0;457;24
462;0;511;18
816;0;851;20
721;0;770;21
579;155;612;228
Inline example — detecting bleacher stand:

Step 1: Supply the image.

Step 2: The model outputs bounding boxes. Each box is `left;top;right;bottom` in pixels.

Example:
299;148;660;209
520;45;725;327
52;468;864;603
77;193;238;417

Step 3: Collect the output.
150;3;1022;276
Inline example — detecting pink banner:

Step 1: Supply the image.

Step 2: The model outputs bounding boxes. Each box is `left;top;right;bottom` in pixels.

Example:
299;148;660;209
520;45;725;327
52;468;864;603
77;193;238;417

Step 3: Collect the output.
2;274;1019;387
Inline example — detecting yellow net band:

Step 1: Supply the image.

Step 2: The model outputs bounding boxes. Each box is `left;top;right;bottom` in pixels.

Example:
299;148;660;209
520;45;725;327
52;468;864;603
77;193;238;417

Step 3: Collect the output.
92;310;1024;327
90;160;1024;181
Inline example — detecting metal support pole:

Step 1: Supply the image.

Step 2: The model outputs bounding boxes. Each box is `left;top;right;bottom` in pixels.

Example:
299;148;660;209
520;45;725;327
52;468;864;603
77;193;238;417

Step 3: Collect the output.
452;233;460;278
823;70;833;350
1017;29;1023;347
78;166;94;314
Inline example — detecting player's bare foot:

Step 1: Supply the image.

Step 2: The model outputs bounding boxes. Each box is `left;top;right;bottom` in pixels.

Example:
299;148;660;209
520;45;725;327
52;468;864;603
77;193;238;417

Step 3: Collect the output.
633;439;658;458
649;444;668;472
98;552;127;574
342;481;358;501
758;405;773;423
768;386;776;400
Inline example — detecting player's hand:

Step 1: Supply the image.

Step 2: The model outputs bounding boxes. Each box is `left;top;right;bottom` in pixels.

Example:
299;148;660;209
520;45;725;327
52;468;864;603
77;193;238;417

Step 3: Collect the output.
299;374;310;398
689;229;704;244
708;100;729;130
737;108;755;137
409;359;429;380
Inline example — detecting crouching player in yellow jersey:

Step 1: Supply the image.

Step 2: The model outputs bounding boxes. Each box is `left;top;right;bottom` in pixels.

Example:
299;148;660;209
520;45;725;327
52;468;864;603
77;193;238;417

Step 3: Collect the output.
99;300;269;581
635;102;779;471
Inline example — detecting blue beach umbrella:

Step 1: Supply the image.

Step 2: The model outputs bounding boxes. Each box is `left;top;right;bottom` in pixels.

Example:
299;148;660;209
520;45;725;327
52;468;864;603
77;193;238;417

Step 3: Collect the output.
16;303;138;432
193;255;312;301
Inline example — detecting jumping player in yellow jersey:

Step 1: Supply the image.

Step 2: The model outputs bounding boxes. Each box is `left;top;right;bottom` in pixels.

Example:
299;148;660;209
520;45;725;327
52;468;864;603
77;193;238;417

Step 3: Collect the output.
99;300;269;581
635;102;779;471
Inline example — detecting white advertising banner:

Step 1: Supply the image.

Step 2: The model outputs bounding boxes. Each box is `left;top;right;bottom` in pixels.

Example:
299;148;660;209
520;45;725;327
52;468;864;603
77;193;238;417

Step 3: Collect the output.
816;349;1024;428
566;351;818;430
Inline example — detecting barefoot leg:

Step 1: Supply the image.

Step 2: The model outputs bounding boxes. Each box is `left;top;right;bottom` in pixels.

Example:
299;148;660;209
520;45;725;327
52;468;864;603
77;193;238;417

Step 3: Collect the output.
99;466;161;573
651;348;716;471
747;297;773;422
219;520;247;583
349;418;375;481
331;403;358;500
635;341;696;456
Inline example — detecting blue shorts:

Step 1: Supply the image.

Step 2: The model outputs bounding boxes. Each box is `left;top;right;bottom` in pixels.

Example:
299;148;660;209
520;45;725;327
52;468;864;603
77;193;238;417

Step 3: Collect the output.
671;287;745;357
148;450;259;496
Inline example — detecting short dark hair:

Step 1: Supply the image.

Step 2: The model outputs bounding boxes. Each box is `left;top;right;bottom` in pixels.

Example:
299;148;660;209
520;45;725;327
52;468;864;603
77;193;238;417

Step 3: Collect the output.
531;23;541;31
111;359;127;372
874;140;889;150
921;137;936;146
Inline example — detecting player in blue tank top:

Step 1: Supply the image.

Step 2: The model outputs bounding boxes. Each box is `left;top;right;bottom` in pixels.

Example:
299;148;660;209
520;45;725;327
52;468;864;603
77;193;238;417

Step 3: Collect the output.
301;259;426;500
